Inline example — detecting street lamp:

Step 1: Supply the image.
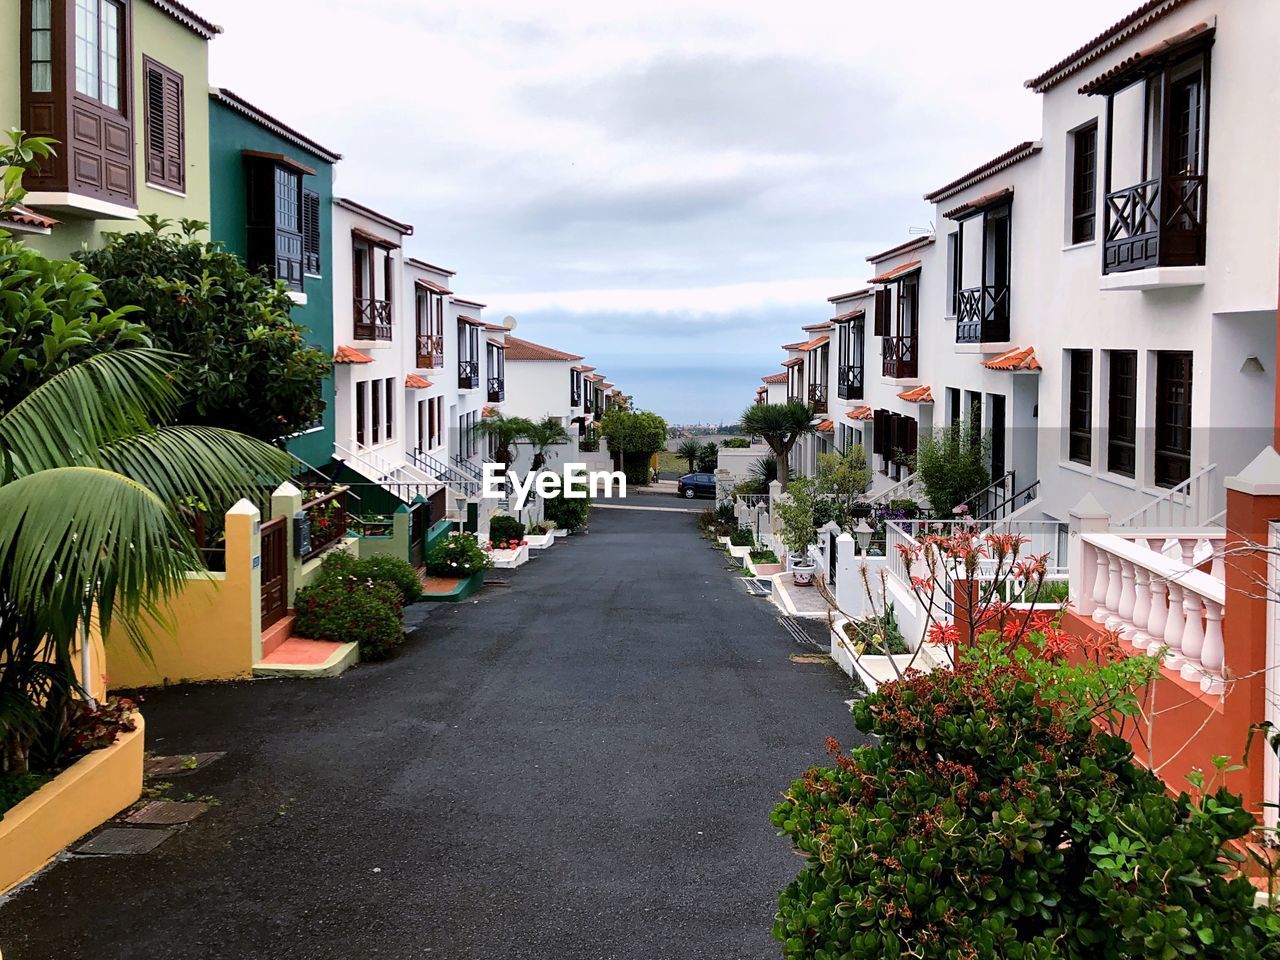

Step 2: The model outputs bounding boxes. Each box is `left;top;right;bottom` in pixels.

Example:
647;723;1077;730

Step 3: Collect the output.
854;519;873;555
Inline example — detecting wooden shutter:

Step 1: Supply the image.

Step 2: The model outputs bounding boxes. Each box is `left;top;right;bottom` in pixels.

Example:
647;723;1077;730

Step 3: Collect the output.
905;417;918;461
302;190;322;274
873;289;890;337
873;409;887;456
144;58;185;192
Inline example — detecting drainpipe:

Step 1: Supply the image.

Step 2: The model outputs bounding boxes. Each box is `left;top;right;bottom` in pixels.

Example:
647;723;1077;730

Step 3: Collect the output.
81;619;96;711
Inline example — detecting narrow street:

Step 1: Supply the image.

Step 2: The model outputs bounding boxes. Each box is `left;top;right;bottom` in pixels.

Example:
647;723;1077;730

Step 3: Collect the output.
0;501;860;960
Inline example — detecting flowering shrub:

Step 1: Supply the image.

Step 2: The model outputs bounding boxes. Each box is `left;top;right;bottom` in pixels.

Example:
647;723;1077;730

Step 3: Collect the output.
425;532;493;578
489;515;526;548
773;634;1278;958
352;554;422;605
294;575;404;661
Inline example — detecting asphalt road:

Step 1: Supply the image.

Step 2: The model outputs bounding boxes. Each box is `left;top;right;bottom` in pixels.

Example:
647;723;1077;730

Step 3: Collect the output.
0;503;861;960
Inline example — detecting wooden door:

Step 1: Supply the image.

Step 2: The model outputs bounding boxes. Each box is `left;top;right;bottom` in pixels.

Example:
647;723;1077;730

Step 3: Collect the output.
261;518;288;630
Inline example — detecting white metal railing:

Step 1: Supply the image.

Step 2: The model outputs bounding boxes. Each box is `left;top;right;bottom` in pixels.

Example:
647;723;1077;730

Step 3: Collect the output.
887;518;1069;572
1078;532;1225;694
1115;463;1220;529
335;443;441;502
410;448;481;497
885;520;919;588
868;472;924;507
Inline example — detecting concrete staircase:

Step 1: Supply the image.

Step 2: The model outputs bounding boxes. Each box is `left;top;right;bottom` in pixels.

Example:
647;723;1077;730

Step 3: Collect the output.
253;612;358;679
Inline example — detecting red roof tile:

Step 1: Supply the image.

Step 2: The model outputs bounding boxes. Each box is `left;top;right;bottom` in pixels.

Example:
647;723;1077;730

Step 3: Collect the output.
1025;0;1190;93
406;374;433;389
832;308;865;323
897;386;934;403
798;335;829;353
782;340;807;351
761;372;788;385
866;236;935;264
334;346;374;364
869;260;922;285
3;204;57;230
458;315;486;327
816;419;835;433
504;336;584;362
572;365;596;373
584;374;605;382
943;187;1014;222
847;406;873;421
488;338;507;349
782;358;803;369
415;278;453;295
924;143;1042;203
1078;22;1212;96
982;346;1041;371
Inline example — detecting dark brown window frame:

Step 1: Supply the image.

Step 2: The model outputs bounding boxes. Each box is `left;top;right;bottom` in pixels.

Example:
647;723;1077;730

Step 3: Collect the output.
1106;350;1138;478
142;55;184;193
1154;351;1193;489
1068;349;1093;466
1071;122;1098;245
302;189;321;275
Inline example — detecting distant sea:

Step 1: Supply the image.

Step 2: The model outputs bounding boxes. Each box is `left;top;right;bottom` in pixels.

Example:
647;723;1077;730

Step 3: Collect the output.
594;361;766;425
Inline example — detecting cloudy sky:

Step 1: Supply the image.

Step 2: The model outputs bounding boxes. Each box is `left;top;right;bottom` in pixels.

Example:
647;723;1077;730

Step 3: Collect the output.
202;0;1131;424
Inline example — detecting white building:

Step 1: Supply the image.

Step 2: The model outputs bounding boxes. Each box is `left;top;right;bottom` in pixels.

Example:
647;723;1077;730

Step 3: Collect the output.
767;0;1279;524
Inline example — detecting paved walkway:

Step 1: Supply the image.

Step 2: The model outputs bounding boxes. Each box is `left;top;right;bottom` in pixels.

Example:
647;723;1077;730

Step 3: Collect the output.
0;505;861;960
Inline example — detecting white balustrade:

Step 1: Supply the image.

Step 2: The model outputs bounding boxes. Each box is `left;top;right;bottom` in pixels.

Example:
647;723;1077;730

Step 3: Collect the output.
1079;533;1225;695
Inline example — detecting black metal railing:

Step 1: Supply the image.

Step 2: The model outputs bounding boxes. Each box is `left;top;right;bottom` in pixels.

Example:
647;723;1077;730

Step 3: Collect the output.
354;298;393;341
416;333;444;369
882;335;917;379
955;284;1010;344
299;488;349;561
488;377;505;403
808;383;828;414
837;364;863;401
458;359;479;390
1104;174;1206;274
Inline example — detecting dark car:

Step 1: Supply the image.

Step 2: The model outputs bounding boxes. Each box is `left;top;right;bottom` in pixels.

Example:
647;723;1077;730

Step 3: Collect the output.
677;472;717;499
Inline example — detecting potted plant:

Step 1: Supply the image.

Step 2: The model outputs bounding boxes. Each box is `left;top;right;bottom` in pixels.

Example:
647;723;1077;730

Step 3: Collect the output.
774;476;819;586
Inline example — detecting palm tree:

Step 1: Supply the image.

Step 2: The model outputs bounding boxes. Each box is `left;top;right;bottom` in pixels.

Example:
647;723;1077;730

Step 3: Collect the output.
523;416;571;472
739;401;816;487
474;411;533;470
0;349;290;772
677;439;702;473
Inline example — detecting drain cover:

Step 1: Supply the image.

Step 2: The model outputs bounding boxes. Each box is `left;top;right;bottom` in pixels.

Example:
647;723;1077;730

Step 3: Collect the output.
144;752;225;778
744;579;773;597
125;801;209;826
74;827;175;856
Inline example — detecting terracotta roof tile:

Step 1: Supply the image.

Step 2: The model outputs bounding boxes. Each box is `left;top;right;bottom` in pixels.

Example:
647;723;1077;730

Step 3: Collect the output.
798;335;829;352
458;315;486;327
1025;0;1190;93
488;338;507;349
816;419;835;433
847;406;873;421
405;257;456;277
584;374;605;382
415;278;453;295
782;340;807;351
782;358;803;369
505;336;584;363
828;287;872;304
1078;22;1212;96
924;143;1042;203
334;346;374;364
943;187;1014;222
3;204;57;230
405;374;433;389
897;386;934;403
982;346;1042;371
761;372;788;384
866;236;935;264
832;308;865;323
572;365;596;373
869;260;922;285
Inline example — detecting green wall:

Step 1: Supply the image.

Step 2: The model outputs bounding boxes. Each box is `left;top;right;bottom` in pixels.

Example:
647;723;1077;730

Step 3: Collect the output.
208;97;336;467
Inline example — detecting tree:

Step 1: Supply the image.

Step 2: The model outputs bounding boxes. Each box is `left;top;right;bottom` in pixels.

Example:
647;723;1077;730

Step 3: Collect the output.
721;437;750;449
677;439;702;472
739;401;815;486
696;442;719;472
523;416;570;472
600;407;668;486
815;445;872;527
774;475;819;559
914;419;991;515
0;349;290;773
76;218;330;444
0;129;57;215
474;411;533;470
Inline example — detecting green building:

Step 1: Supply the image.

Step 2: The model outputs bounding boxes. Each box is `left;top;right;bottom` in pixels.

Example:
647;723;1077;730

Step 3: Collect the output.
208;88;342;467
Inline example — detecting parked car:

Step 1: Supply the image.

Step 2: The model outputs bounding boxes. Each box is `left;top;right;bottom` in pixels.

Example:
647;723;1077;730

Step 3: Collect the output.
678;473;717;499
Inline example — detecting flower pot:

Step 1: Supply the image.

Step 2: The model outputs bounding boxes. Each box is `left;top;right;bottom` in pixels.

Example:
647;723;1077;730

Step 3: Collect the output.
791;561;816;587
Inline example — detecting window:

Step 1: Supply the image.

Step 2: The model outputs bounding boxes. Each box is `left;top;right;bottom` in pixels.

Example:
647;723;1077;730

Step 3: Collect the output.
873;288;890;337
144;58;184;192
355;381;368;447
370;380;382;445
384;377;395;443
946;231;960;315
1107;351;1138;478
30;0;53;93
1071;123;1097;244
302;190;321;275
947;387;961;429
989;395;1006;480
75;0;123;108
1068;350;1093;465
1154;352;1193;488
245;157;305;291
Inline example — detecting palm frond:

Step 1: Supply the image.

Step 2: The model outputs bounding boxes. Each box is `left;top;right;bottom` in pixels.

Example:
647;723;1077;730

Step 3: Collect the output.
97;426;292;506
0;467;198;638
0;349;183;479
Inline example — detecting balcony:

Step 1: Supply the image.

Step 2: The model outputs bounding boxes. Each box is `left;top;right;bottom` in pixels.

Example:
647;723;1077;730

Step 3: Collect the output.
458;359;479;390
1104;174;1206;275
956;285;1010;344
354;298;393;341
571;388;583;407
837;364;863;401
808;384;828;415
488;377;505;403
882;336;918;380
416;334;444;369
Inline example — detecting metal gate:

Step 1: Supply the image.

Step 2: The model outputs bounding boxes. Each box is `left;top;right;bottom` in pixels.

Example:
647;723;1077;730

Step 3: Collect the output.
828;531;839;587
260;517;288;630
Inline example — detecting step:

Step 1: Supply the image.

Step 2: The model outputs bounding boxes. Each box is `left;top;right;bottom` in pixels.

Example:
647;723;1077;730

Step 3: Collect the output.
261;613;296;658
253;637;359;679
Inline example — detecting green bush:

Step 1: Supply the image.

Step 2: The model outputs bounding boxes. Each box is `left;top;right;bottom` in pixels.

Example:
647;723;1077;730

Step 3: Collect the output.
488;515;526;548
750;548;779;565
914;421;990;516
543;494;591;533
772;637;1280;958
715;501;736;525
425;532;492;578
729;528;754;547
293;576;404;661
310;550;420;605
